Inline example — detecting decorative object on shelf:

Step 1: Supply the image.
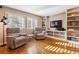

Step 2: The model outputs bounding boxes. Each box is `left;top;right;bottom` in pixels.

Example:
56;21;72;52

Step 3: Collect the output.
68;29;74;31
71;14;75;16
0;16;7;47
72;22;76;26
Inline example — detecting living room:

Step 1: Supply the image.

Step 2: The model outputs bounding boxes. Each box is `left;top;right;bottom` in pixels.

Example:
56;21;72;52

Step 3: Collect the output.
0;5;79;54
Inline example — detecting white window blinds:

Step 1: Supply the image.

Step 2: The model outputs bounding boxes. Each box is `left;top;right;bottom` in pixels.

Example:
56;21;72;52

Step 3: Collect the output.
7;13;25;29
27;16;38;29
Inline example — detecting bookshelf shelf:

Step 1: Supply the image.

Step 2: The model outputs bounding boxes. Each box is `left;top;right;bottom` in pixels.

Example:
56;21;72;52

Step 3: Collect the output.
67;15;79;18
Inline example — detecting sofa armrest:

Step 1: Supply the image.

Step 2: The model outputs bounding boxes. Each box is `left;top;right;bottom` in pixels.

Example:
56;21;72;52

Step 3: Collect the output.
6;36;16;49
7;35;16;39
7;36;15;37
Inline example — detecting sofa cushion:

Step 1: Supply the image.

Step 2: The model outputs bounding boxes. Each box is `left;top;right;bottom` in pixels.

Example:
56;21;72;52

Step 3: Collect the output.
8;33;20;37
19;33;27;36
15;36;26;43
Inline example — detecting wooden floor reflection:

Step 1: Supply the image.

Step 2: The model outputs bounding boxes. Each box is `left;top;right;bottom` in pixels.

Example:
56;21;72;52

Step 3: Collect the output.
0;37;79;54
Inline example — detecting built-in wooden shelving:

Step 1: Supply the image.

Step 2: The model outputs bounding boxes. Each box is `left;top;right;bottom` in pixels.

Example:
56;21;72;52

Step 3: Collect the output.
46;30;66;40
67;7;79;42
67;7;79;31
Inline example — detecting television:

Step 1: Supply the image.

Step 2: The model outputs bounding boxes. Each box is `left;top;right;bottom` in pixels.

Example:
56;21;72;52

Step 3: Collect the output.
50;20;62;28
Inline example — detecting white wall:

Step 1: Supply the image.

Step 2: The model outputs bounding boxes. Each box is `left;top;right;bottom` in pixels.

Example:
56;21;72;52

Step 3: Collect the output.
0;22;3;45
47;12;67;30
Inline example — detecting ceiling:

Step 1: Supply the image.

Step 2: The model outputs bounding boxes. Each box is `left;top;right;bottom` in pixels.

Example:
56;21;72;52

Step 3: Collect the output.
5;5;79;16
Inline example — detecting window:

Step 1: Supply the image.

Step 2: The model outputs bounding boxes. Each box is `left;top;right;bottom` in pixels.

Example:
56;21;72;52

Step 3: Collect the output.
7;13;25;29
27;16;38;29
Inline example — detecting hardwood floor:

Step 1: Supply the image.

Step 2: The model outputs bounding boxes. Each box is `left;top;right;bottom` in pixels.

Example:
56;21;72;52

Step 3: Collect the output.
0;37;79;54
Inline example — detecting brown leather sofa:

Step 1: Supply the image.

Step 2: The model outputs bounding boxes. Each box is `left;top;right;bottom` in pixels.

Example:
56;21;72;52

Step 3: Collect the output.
6;28;27;49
